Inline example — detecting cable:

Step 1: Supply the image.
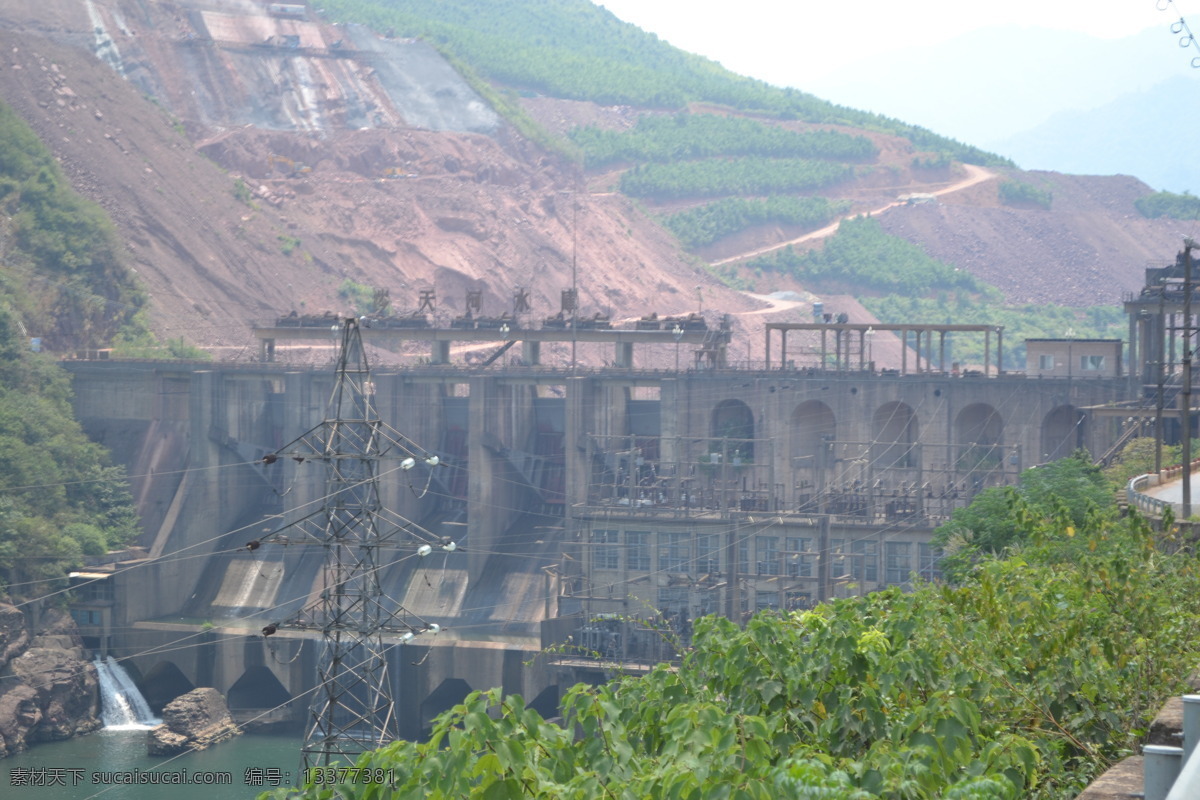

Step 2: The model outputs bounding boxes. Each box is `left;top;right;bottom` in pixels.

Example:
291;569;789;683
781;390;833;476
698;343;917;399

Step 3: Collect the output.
1160;0;1200;68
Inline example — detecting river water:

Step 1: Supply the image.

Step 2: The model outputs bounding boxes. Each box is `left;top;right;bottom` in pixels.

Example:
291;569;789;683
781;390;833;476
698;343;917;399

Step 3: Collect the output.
2;729;305;800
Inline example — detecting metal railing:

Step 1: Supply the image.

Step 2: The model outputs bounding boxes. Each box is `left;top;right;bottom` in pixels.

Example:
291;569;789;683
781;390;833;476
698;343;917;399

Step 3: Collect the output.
1128;473;1174;517
1128;458;1200;518
1144;694;1200;800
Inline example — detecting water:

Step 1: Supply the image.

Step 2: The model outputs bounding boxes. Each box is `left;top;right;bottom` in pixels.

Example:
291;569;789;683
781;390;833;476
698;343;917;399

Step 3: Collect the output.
2;729;304;800
1;657;306;798
94;658;159;730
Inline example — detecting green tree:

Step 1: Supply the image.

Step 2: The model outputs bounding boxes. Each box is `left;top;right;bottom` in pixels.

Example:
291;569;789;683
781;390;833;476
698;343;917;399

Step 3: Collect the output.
932;452;1113;583
1135;191;1200;220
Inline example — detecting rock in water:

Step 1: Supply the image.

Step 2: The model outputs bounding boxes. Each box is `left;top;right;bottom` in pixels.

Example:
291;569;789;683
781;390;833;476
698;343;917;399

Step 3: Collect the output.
147;688;240;755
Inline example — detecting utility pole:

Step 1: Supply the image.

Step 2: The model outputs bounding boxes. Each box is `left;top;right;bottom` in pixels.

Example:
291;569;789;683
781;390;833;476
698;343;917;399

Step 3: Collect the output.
259;319;449;771
816;437;831;603
1183;240;1195;518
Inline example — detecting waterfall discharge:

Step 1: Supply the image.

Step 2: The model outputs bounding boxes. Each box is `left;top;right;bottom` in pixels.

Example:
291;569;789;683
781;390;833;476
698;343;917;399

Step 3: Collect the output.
94;656;160;730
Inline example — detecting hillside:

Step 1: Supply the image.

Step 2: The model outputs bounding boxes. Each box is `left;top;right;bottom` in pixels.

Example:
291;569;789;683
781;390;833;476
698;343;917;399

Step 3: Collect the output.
0;0;1188;363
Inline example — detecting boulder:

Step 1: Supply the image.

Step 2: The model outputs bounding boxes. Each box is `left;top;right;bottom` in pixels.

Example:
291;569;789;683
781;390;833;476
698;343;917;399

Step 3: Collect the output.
0;603;100;757
8;647;101;743
147;688;240;756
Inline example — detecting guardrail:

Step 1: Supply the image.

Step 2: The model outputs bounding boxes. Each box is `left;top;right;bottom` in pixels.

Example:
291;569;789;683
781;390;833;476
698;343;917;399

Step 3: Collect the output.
1129;473;1173;517
1127;459;1200;518
1145;694;1200;800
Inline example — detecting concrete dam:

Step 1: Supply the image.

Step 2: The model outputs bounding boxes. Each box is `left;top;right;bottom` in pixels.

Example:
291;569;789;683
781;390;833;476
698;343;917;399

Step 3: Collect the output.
61;323;1133;740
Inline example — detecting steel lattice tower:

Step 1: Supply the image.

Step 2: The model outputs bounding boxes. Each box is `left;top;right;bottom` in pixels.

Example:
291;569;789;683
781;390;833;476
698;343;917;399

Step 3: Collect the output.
259;318;444;771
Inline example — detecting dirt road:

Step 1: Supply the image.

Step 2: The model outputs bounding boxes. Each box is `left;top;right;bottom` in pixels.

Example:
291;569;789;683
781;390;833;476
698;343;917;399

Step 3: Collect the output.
711;164;997;267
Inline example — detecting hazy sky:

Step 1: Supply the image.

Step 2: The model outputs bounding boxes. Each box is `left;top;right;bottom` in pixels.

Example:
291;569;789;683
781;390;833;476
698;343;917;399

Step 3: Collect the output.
597;0;1182;85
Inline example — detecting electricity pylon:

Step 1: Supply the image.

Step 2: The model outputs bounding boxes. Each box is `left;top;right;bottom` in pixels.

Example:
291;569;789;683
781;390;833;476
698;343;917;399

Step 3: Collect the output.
257;318;448;770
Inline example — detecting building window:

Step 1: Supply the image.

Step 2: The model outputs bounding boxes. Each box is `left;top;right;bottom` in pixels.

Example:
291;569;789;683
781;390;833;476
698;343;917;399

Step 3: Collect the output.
918;543;943;581
70;609;102;626
1080;355;1105;371
591;529;619;570
697;535;721;574
830;539;847;581
757;536;780;575
755;591;778;611
737;539;751;576
627;531;651;571
786;537;813;578
885;541;911;584
1038;354;1054;370
72;579;113;602
851;540;878;583
660;532;690;572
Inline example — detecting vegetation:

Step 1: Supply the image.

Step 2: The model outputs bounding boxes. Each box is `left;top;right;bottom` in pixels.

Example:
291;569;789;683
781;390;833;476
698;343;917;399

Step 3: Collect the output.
233;177;254;206
109;313;210;360
0;309;140;593
932;453;1112;582
268;458;1200;799
998;180;1053;210
747;215;985;295
620;157;853;201
0;101;148;350
570;113;877;169
311;0;1012;167
1134;190;1200;220
662;196;850;249
1102;436;1200;490
0;101;144;593
337;279;392;316
278;234;302;256
912;152;953;170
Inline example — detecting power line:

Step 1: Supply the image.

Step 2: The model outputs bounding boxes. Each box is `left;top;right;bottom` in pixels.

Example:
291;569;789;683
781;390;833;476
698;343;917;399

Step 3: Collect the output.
257;318;445;771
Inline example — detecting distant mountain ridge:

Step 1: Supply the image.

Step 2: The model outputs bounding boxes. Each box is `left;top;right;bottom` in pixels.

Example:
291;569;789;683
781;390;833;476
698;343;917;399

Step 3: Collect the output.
992;75;1200;195
808;25;1200;192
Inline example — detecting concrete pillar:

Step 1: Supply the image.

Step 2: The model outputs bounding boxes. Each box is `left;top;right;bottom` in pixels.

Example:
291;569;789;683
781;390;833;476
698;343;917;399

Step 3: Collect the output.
615;341;634;369
467;376;495;582
522;340;541;366
564;376;594;511
283;371;321;523
431;340;451;365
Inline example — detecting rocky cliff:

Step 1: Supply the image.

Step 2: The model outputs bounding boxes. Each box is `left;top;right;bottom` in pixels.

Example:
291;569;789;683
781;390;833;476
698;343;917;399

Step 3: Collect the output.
0;603;100;757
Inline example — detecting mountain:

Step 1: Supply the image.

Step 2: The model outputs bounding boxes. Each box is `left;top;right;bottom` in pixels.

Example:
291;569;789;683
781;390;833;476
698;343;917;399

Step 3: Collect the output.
808;25;1192;155
0;0;1191;363
991;75;1200;196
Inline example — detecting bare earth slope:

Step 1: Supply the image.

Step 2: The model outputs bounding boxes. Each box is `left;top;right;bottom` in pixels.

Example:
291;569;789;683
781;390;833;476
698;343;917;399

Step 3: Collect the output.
0;0;755;360
0;0;1185;364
